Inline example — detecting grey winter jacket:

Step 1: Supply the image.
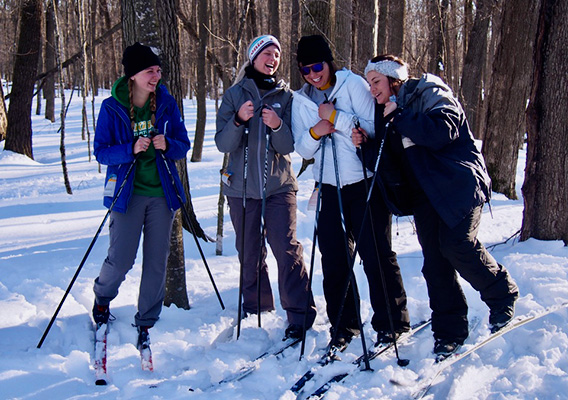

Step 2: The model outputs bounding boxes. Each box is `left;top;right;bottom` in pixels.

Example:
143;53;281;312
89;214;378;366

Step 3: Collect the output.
215;76;298;199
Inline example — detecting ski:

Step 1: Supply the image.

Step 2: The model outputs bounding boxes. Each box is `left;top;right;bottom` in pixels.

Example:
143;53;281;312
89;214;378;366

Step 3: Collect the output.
190;336;301;392
303;320;431;400
289;340;350;395
93;322;108;385
409;302;568;399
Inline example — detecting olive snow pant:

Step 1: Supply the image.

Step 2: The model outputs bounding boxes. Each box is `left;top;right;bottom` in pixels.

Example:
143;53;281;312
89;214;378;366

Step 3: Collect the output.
413;201;519;343
318;180;410;334
227;192;317;328
93;195;175;327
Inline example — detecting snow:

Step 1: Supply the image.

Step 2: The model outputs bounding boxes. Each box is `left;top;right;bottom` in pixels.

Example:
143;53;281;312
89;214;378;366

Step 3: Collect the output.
1;91;567;400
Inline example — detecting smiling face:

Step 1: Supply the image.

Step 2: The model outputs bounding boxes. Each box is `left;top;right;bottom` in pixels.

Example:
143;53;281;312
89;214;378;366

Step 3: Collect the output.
366;70;393;104
252;45;281;76
131;65;162;94
300;61;331;89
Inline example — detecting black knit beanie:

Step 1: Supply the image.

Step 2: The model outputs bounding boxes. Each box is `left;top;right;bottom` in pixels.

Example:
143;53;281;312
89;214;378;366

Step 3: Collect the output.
296;35;333;66
122;42;161;78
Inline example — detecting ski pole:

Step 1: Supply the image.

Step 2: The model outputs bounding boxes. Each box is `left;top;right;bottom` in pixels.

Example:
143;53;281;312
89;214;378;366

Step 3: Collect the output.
353;115;409;367
328;132;372;371
37;155;139;348
299;135;326;359
236;121;250;339
153;133;225;311
256;107;272;328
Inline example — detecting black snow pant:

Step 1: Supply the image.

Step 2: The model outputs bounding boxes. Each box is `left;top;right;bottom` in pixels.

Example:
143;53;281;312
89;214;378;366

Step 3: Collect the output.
413;201;519;343
318;180;410;334
227;192;317;327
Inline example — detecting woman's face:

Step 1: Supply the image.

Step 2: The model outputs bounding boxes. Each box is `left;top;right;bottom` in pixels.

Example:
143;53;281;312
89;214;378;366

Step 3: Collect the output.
253;45;281;75
300;61;331;89
366;70;393;104
131;65;162;94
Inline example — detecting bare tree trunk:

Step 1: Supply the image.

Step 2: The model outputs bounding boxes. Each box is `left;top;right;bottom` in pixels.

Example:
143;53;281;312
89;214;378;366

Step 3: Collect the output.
5;0;42;159
52;0;72;194
353;0;374;73
44;0;56;123
377;0;388;55
387;0;405;56
481;0;539;199
190;0;208;162
289;0;302;90
521;0;568;244
268;0;280;38
301;0;335;40
0;83;7;142
459;0;492;138
334;0;352;68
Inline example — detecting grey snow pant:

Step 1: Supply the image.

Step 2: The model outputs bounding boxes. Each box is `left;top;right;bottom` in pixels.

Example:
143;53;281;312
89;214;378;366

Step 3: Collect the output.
227;192;317;328
93;195;175;327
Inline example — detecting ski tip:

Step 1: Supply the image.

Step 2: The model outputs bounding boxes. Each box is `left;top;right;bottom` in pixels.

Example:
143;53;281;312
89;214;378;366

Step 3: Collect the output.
95;378;107;386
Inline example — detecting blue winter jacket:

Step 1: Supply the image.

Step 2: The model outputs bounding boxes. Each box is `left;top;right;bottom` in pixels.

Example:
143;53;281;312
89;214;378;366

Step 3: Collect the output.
94;84;191;213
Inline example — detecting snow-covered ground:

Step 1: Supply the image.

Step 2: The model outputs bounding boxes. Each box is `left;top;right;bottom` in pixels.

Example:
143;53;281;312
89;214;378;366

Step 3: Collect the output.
1;91;567;400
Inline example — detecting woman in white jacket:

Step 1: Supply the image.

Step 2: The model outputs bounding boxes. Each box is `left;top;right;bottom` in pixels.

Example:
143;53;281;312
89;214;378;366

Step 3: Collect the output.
292;35;410;346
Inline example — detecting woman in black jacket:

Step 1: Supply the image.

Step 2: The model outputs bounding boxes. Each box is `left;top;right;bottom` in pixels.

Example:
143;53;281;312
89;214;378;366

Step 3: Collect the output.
352;55;519;356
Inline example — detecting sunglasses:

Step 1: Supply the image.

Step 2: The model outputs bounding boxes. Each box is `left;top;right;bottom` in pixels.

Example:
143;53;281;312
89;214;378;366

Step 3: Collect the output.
299;62;325;76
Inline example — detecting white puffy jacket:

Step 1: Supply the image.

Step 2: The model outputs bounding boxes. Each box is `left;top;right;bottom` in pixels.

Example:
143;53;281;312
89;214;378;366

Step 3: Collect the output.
292;69;375;187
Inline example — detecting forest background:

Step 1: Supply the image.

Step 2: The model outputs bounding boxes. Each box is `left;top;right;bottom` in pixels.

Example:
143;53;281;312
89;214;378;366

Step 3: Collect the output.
0;0;567;310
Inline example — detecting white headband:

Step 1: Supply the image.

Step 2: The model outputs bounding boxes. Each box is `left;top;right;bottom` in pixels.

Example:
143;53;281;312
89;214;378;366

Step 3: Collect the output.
364;60;408;81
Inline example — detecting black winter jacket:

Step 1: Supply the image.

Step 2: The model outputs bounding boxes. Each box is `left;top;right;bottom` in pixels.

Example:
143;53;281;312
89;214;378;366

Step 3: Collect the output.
360;73;492;228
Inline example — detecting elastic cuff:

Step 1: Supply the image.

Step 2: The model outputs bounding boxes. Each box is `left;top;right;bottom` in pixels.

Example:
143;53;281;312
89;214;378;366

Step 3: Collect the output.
272;119;283;132
234;113;246;126
309;127;321;141
329;109;337;124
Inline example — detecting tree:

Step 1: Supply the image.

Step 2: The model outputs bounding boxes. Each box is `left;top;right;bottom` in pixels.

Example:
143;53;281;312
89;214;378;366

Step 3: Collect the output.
521;0;568;244
190;0;208;162
44;0;56;123
0;83;6;141
481;0;539;199
459;0;493;138
4;0;42;158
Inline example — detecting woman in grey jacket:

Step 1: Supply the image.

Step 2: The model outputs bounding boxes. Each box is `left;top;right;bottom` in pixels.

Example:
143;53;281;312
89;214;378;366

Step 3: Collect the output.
292;35;410;347
215;35;316;339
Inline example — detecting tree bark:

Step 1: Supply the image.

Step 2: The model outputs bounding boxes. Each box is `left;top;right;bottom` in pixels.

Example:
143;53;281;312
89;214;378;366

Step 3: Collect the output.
190;0;208;162
481;0;539;199
521;0;568;244
44;0;56;123
459;0;492;138
0;84;7;142
5;0;42;159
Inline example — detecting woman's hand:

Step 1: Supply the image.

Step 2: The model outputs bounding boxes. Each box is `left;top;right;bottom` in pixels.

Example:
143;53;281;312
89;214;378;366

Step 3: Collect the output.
236;100;254;125
152;134;167;151
318;102;335;122
351;127;368;147
312;119;335;138
261;106;282;130
134;137;151;154
384;100;398;119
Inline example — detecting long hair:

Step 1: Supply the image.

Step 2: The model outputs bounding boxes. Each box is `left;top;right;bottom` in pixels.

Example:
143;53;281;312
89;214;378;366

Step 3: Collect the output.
128;78;157;130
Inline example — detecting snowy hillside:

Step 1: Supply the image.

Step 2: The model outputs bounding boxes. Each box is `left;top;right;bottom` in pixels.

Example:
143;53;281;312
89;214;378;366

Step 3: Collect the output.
0;92;567;400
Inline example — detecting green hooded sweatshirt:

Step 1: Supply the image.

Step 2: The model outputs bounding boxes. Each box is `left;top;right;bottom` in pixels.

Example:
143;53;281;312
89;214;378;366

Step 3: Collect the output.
112;76;163;197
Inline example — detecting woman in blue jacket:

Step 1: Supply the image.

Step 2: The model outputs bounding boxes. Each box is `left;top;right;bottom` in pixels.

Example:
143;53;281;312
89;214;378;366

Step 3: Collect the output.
352;55;518;356
92;43;191;349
